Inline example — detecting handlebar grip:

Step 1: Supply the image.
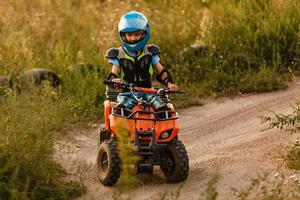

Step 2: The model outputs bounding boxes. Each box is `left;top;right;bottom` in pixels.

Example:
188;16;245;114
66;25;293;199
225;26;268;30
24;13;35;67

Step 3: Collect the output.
103;80;130;89
133;87;157;94
103;80;110;85
103;80;121;86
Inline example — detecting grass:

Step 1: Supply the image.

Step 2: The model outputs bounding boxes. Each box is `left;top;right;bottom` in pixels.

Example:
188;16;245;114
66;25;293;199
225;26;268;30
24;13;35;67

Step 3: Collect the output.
261;105;300;134
201;173;219;200
200;0;300;96
0;0;299;198
286;140;300;170
0;85;85;199
1;0;299;100
261;86;300;171
232;172;300;200
153;184;184;200
149;172;219;200
112;126;139;200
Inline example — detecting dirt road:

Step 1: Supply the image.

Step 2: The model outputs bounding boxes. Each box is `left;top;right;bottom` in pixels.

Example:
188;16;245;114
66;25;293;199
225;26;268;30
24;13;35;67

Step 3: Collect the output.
54;80;300;200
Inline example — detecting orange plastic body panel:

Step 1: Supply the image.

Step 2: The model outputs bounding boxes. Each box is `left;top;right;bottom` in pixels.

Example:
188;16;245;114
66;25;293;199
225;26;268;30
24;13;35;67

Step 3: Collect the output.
132;87;156;94
108;103;179;143
104;100;111;130
132;105;155;133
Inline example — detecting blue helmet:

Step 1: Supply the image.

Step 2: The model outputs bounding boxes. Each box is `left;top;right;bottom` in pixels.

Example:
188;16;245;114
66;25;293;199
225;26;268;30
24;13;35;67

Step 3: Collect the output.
118;11;150;51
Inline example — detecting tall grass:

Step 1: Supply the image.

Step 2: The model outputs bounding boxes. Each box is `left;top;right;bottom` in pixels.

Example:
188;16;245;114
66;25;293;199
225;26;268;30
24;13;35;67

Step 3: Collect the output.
112;126;139;200
0;86;84;199
232;172;300;200
198;0;300;95
286;140;300;170
1;0;299;98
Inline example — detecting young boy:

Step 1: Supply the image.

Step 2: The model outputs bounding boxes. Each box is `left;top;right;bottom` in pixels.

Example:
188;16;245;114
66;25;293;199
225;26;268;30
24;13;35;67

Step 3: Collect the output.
105;11;178;111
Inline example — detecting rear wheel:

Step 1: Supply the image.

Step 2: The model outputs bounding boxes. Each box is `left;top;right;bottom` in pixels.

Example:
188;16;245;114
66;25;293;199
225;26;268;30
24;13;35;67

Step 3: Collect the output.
96;139;121;186
160;139;189;182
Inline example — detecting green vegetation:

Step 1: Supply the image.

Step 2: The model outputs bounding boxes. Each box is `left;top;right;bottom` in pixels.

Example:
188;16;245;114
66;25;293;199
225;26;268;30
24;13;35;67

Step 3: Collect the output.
112;126;139;200
0;86;85;199
198;0;300;95
262;101;300;170
150;173;219;200
201;173;219;200
262;102;300;134
286;140;300;170
0;0;299;199
232;172;300;200
153;184;183;200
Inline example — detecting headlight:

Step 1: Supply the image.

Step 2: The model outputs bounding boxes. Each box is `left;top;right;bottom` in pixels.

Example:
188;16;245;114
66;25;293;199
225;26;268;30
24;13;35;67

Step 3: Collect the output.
160;129;173;139
161;132;169;139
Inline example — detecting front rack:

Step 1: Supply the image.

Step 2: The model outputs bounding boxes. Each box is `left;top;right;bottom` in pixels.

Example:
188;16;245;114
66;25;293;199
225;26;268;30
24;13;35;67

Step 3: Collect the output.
111;107;178;121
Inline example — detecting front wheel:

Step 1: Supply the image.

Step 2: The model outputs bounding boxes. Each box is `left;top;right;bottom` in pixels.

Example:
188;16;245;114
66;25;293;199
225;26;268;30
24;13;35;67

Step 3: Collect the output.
96;139;121;186
160;139;189;183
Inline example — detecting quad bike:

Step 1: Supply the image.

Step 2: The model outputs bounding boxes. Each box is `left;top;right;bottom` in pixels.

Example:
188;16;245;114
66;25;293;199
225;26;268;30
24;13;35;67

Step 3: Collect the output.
97;80;189;186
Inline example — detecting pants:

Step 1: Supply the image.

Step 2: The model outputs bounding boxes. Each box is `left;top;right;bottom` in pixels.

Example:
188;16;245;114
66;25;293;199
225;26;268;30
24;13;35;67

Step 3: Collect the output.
117;91;165;110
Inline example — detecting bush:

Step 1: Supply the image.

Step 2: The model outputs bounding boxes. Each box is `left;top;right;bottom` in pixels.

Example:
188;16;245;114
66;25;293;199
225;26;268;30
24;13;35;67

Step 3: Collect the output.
286;140;300;170
261;98;300;170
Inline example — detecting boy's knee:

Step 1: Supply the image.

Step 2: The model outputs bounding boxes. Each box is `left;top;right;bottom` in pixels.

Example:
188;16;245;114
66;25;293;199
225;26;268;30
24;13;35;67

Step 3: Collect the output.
167;103;175;111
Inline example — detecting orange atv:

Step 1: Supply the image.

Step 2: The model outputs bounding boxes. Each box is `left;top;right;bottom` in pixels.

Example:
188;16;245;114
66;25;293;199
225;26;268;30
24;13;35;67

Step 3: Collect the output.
97;80;189;186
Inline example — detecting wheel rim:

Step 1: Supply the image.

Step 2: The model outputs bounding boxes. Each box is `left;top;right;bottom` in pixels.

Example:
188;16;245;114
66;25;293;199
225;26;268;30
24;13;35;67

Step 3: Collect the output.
163;151;175;174
99;151;109;174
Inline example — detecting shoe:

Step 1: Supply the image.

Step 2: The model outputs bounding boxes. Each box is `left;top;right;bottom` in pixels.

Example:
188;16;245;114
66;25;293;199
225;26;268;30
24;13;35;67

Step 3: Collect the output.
154;104;169;112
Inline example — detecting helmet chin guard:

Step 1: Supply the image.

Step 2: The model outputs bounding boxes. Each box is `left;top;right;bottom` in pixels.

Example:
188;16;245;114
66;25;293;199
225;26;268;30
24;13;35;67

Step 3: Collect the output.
118;11;150;51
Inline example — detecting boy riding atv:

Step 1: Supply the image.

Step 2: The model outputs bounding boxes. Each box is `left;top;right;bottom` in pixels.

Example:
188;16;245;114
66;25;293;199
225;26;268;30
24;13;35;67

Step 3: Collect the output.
106;11;178;110
97;11;189;186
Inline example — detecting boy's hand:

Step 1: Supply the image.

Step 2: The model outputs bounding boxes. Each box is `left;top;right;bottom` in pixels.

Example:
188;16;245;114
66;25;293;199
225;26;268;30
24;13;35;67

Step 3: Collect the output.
167;83;179;91
112;78;121;83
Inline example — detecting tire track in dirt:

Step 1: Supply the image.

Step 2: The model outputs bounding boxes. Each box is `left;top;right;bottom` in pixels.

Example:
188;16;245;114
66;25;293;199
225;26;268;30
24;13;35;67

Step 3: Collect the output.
180;90;297;163
54;79;300;200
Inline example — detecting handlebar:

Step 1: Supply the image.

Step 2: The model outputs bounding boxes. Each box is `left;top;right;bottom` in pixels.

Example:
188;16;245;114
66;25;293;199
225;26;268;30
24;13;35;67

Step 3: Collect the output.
103;80;183;95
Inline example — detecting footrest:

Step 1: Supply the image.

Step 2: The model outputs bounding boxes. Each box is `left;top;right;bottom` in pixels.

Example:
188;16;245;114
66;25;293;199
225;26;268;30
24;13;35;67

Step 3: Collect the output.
136;163;153;174
138;151;153;156
139;145;152;150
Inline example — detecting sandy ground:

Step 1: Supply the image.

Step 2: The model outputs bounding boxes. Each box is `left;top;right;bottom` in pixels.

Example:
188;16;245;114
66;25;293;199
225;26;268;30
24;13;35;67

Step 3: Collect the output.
54;80;300;200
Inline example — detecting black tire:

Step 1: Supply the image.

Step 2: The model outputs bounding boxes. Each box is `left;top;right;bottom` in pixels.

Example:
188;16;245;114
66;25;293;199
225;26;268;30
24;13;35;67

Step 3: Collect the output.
96;139;121;186
160;139;189;183
99;128;111;144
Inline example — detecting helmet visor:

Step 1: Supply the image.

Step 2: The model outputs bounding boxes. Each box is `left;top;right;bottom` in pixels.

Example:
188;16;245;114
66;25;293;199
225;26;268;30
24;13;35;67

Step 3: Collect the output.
118;17;148;32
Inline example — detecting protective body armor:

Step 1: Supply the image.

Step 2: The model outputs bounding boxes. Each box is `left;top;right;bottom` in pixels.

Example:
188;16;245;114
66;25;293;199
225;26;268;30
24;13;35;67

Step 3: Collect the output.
106;44;160;88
